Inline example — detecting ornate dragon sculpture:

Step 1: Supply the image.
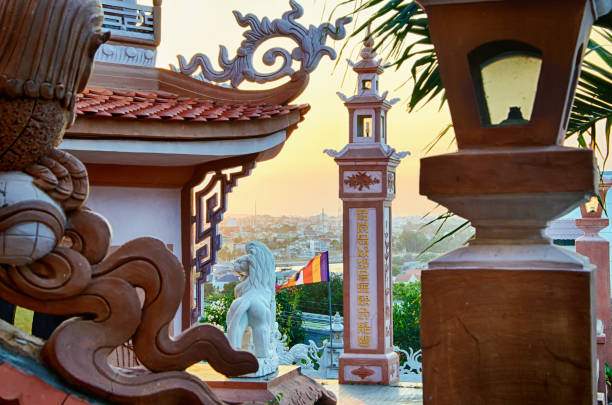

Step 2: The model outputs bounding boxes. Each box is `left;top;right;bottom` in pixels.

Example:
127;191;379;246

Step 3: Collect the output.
173;0;352;88
0;1;258;403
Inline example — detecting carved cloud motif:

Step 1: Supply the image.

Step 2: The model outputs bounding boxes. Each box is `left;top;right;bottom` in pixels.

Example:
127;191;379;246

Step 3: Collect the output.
344;172;381;191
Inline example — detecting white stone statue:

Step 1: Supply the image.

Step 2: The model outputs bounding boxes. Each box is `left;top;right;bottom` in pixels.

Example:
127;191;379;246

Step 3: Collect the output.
226;241;279;376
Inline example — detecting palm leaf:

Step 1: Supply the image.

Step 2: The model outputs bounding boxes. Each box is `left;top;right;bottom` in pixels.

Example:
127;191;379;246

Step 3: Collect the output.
418;219;471;257
422;123;454;154
334;0;442;112
567;37;612;145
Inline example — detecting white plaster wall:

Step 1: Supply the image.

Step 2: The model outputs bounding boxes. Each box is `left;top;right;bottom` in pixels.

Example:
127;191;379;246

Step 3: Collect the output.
86;186;182;259
87;186;184;334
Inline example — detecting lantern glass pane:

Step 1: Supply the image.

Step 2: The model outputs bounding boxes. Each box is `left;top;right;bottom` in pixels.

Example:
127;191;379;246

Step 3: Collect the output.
357;115;372;138
584;195;600;214
479;53;541;127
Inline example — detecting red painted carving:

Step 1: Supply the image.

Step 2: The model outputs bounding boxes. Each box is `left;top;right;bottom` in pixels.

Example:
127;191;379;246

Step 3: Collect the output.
344;172;380;191
0;0;258;403
0;1;108;171
270;373;337;405
24;149;89;212
0;184;259;403
351;366;375;380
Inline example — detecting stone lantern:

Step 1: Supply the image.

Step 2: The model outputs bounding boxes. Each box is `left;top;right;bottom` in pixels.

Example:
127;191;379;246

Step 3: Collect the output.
415;0;611;403
326;33;408;385
321;312;345;379
331;312;344;346
580;186;608;218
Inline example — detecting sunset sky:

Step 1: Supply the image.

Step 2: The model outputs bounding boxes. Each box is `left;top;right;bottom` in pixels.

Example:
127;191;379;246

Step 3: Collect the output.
156;0;456;217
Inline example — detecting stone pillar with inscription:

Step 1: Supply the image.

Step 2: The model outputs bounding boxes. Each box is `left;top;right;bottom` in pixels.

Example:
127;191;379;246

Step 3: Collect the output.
326;35;407;385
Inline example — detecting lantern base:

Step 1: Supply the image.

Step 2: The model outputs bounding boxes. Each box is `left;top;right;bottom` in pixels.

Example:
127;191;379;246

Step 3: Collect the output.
421;267;596;404
420;146;595;197
338;352;399;385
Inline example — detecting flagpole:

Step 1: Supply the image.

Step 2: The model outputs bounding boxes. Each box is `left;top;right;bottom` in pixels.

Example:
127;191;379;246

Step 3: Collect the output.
326;251;333;370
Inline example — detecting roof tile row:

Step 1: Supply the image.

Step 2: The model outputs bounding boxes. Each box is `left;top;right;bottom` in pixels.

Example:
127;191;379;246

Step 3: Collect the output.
75;87;309;122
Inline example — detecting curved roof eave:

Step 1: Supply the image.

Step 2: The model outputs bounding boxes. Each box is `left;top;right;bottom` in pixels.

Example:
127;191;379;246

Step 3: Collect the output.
66;108;305;141
60;129;289;167
88;62;310;106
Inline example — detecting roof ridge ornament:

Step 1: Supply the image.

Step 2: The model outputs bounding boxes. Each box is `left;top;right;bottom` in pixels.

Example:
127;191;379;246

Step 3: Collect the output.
172;0;352;88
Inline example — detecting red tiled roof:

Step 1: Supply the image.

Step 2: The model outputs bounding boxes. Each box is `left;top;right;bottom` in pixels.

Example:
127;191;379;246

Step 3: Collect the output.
0;362;90;405
75;88;309;122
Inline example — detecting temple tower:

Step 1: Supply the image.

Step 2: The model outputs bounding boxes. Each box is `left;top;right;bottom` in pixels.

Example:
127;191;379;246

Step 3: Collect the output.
326;35;407;385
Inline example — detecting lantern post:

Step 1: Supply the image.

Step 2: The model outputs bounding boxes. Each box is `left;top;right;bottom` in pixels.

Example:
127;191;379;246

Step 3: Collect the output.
415;0;611;403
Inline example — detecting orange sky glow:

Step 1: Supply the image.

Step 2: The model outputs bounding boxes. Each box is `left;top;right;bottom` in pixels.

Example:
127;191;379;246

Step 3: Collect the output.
156;0;457;217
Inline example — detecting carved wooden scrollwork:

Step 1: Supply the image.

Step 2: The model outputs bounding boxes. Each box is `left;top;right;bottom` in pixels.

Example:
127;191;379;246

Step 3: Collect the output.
0;1;109;171
191;162;256;323
25;149;89;212
0;170;259;403
0;0;259;403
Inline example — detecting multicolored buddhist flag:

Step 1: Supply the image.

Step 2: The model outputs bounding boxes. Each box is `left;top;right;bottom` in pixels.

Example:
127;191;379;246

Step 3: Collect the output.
279;251;329;289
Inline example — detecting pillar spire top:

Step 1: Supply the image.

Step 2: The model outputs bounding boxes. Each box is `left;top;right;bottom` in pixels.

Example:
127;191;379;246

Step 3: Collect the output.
352;25;383;75
360;24;376;61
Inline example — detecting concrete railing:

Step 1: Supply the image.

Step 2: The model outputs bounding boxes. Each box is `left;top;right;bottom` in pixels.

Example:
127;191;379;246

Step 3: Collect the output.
293;312;423;382
100;0;161;46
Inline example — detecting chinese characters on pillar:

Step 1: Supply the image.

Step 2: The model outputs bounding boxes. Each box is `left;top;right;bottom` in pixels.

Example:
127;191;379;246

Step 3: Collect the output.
357;208;371;348
350;207;377;350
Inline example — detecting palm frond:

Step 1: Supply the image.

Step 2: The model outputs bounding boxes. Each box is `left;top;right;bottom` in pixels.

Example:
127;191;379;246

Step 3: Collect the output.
567;33;612;176
333;0;443;112
418;219;471;257
422;123;453;155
